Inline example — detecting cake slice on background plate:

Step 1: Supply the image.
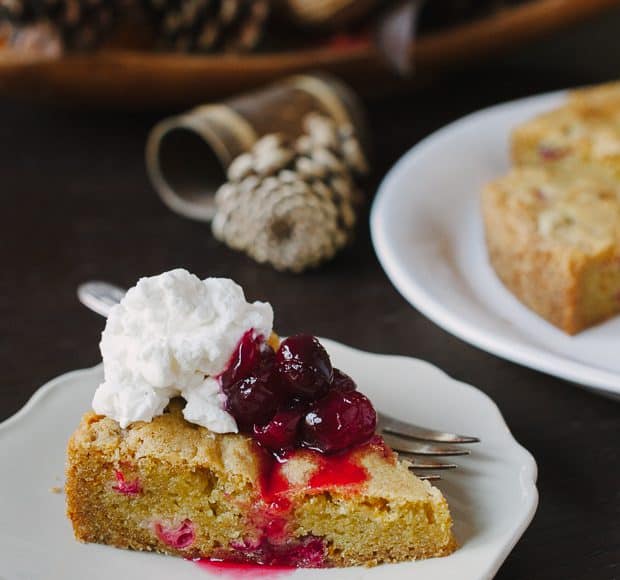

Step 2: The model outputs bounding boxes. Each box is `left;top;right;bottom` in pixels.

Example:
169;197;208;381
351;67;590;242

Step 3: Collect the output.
482;167;620;334
66;269;456;568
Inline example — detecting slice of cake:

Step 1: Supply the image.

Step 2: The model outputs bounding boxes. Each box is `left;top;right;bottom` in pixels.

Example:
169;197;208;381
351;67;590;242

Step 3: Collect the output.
482;167;620;334
66;402;455;567
66;269;456;567
511;82;620;181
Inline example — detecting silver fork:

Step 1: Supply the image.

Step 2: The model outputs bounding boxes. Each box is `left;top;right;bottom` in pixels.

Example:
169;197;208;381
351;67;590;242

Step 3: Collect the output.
378;413;478;480
78;281;479;481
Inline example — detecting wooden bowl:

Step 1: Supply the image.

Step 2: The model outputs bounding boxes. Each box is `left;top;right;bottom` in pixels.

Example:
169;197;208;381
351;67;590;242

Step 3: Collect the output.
0;0;617;109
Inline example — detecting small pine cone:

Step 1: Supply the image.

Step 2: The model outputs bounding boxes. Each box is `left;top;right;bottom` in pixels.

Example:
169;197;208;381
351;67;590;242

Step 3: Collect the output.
212;114;368;272
0;0;118;50
143;0;270;53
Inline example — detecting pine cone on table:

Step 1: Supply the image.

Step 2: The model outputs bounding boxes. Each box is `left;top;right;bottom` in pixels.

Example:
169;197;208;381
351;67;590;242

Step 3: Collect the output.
212;113;368;273
0;0;118;50
143;0;270;53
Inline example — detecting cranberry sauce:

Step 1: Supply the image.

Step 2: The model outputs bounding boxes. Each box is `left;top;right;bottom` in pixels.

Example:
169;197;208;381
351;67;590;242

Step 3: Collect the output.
275;335;333;401
238;439;390;571
258;442;378;502
301;390;376;454
308;452;368;489
212;333;383;570
219;332;378;458
195;558;294;577
257;435;394;505
228;535;326;568
195;506;326;570
193;334;384;572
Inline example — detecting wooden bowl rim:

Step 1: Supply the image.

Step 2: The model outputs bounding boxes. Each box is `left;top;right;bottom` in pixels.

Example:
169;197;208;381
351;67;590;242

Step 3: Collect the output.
0;0;617;68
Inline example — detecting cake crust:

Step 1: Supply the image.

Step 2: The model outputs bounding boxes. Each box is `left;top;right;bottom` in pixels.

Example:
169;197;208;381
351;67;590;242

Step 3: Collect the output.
66;399;456;568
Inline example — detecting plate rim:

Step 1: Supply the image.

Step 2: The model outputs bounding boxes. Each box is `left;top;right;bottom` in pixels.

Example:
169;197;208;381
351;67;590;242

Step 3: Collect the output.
323;340;539;580
370;88;620;397
0;340;538;580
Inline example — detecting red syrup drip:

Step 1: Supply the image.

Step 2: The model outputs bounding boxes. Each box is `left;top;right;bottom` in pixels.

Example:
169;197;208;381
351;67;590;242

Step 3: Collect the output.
229;535;326;569
193;442;392;575
305;436;393;488
201;333;391;571
257;437;387;502
194;558;293;578
308;453;367;489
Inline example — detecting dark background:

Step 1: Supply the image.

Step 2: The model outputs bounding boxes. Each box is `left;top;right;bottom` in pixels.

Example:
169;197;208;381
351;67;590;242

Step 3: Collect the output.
2;9;620;580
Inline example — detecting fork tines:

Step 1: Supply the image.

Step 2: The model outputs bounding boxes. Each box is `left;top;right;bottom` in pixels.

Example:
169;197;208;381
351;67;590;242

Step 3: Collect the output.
396;452;457;471
377;412;479;481
378;412;479;444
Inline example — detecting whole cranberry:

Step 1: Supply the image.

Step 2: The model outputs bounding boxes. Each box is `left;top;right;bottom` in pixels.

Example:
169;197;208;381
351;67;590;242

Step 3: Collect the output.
330;368;357;392
301;391;377;454
253;409;303;451
225;376;279;432
220;329;261;392
256;342;276;382
275;335;333;401
283;396;312;413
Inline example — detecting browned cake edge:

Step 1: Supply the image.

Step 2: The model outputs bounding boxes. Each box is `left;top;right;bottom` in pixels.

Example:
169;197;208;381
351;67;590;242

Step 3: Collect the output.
481;182;585;334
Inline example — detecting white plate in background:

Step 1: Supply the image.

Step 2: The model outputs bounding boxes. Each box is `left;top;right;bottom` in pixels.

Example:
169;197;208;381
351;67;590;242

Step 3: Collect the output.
371;90;620;398
0;339;537;580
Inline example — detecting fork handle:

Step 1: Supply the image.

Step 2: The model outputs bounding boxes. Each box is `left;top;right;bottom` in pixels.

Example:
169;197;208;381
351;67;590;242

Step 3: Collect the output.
77;281;125;318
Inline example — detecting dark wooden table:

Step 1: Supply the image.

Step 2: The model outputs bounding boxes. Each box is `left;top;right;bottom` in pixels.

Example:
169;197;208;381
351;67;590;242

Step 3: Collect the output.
1;64;619;579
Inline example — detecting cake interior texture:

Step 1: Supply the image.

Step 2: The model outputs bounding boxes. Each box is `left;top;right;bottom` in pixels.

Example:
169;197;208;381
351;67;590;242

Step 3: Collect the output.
482;166;620;334
66;399;456;568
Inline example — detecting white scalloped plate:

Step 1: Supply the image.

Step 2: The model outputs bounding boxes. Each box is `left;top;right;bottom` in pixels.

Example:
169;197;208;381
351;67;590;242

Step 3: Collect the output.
0;339;537;580
371;90;620;398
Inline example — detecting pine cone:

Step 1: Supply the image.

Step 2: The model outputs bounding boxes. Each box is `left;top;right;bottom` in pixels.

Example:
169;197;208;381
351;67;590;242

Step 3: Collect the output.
0;0;118;50
143;0;270;53
212;113;368;272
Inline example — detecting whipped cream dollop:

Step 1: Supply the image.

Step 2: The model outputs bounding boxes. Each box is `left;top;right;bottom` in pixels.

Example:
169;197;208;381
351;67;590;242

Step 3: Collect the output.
92;269;273;432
